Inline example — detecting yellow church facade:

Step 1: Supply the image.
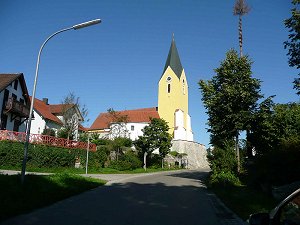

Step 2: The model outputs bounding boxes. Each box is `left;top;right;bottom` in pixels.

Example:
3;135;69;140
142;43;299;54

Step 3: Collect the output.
158;37;193;141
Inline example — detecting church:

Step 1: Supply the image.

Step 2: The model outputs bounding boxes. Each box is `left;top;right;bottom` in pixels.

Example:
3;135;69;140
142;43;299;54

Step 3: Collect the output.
89;37;193;142
89;37;208;169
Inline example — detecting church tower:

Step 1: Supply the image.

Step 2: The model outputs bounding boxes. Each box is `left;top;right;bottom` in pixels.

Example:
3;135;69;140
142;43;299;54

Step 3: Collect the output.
158;36;193;141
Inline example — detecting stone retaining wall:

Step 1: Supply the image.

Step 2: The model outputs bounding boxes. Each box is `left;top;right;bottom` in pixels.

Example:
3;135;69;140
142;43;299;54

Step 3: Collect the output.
171;140;209;170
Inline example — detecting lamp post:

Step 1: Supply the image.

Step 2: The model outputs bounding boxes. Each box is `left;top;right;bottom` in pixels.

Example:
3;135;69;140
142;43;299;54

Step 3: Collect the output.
21;19;101;184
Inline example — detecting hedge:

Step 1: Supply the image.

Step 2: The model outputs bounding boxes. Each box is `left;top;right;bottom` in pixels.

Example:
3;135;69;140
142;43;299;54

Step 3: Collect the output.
0;140;109;170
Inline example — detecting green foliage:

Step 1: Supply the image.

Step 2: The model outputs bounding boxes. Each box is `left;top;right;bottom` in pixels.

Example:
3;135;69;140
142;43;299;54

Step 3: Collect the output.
92;138;111;146
273;103;300;140
249;102;300;156
209;171;241;187
57;128;72;140
108;150;142;171
113;137;132;148
134;118;172;169
134;118;172;156
199;49;262;145
252;144;300;186
211;184;277;220
207;141;242;187
0;173;105;221
169;151;179;157
0;141;108;170
78;132;88;142
42;128;56;137
208;142;238;175
248;97;278;155
284;0;300;94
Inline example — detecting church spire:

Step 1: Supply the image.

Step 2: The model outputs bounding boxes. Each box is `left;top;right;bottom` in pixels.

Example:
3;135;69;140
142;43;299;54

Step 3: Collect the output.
162;35;183;79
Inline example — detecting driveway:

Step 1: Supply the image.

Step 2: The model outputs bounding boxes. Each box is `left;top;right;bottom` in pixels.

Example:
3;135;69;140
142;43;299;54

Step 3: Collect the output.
0;169;246;225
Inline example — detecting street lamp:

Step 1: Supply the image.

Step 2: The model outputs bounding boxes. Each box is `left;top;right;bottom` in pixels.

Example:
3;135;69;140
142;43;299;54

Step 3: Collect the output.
21;19;101;184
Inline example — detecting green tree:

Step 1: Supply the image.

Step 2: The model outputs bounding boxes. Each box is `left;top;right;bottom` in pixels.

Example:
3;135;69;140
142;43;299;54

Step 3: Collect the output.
233;0;250;57
249;101;300;156
248;96;278;156
42;128;56;137
284;0;300;94
199;49;262;172
111;137;132;161
134;118;172;170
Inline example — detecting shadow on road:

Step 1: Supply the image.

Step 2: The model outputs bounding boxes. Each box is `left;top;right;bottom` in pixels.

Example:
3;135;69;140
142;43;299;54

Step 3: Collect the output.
1;170;244;225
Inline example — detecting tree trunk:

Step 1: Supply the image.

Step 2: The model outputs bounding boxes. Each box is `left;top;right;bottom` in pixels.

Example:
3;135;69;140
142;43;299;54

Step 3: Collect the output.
235;133;240;173
239;15;243;57
143;152;148;171
161;158;164;169
246;129;253;159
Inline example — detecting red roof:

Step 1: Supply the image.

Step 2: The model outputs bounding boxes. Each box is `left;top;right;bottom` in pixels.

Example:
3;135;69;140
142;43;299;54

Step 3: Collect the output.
30;97;63;125
49;104;74;115
89;107;159;130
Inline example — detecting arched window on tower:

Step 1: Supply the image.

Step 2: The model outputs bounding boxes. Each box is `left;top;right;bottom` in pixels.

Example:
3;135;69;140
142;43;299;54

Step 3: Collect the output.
183;79;186;95
168;84;171;93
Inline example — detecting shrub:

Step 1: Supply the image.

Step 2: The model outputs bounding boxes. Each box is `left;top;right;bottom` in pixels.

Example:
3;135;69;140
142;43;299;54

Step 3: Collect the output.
251;145;300;186
57;128;69;139
208;142;238;175
109;160;132;171
210;171;241;187
0;140;108;170
169;151;179;157
42;128;56;137
108;150;142;171
92;138;111;146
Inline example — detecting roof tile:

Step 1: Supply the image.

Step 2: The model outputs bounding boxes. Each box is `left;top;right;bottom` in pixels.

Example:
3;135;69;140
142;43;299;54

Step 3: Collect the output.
89;107;159;130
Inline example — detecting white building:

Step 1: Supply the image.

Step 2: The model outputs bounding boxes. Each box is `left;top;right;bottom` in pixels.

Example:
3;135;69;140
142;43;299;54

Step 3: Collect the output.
89;108;160;140
30;97;84;140
0;73;30;132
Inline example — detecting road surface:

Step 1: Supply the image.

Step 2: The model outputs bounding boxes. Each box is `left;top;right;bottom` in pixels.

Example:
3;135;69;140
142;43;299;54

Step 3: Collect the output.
0;170;246;225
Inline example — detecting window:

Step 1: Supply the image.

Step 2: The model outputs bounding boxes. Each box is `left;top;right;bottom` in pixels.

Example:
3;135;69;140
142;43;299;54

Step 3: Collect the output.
14;80;18;90
131;125;134;131
13;120;20;132
168;84;171;93
12;94;17;100
0;115;8;130
183;79;186;95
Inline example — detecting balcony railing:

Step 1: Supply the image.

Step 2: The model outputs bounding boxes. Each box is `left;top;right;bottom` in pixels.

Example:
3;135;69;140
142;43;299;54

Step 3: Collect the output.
5;97;30;118
0;130;96;151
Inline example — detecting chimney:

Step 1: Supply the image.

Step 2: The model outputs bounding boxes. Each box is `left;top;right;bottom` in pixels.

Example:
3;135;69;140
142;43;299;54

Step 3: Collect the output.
42;98;49;105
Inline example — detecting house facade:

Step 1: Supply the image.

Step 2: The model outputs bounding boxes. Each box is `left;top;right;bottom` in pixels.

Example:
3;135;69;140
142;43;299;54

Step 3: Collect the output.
89;108;160;140
0;73;30;132
30;97;84;140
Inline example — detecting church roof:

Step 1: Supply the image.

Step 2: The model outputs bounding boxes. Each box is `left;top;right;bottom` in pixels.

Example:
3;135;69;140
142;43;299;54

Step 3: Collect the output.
162;37;183;79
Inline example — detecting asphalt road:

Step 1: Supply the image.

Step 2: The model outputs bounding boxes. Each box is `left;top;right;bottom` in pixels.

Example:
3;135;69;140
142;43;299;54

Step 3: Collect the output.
1;170;246;225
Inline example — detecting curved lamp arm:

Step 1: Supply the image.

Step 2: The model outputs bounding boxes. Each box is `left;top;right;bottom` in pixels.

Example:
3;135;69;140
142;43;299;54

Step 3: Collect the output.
21;19;101;184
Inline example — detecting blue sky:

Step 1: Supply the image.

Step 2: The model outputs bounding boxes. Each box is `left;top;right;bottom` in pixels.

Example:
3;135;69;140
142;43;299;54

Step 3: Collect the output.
0;0;299;147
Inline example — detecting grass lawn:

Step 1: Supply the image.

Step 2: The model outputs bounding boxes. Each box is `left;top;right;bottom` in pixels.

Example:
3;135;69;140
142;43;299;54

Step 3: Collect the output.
211;184;278;220
0;173;106;221
0;165;181;174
